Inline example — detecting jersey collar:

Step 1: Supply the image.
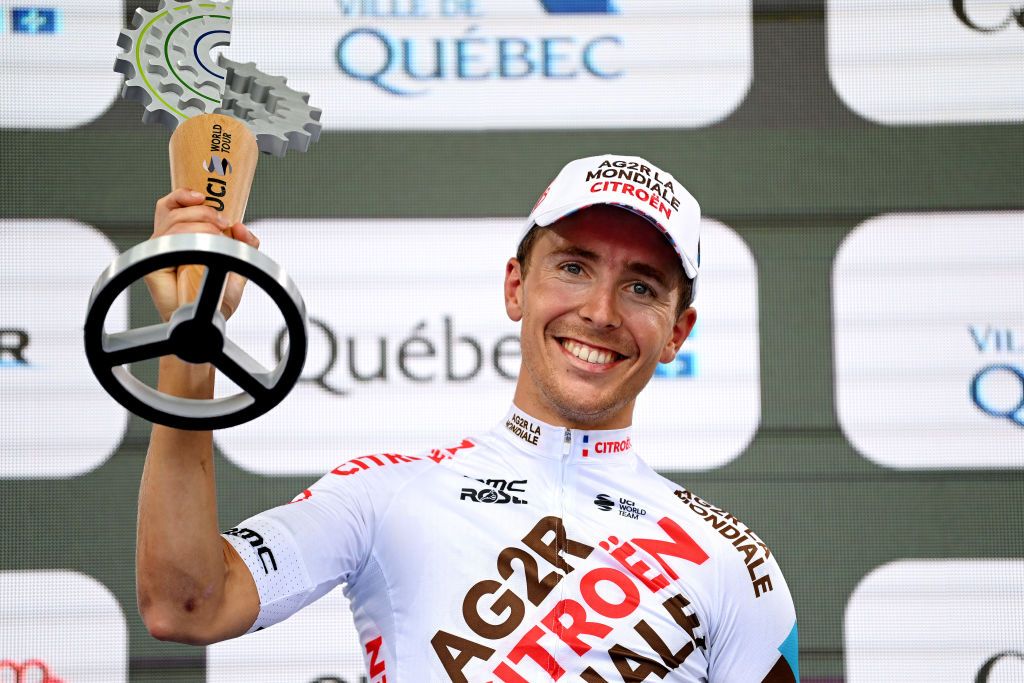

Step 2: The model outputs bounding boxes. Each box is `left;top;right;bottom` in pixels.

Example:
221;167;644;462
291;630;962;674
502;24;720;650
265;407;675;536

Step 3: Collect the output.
495;405;636;463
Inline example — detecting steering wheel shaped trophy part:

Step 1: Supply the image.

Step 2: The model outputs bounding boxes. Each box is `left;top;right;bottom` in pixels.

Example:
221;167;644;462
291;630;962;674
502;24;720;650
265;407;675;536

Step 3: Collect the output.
85;0;323;429
85;234;308;431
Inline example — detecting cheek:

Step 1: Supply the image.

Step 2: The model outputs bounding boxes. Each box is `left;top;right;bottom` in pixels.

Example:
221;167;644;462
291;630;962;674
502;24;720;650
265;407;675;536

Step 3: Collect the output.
633;311;677;355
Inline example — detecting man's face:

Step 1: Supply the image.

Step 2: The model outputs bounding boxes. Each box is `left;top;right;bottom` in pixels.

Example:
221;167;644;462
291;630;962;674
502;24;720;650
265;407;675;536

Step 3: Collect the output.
504;205;697;429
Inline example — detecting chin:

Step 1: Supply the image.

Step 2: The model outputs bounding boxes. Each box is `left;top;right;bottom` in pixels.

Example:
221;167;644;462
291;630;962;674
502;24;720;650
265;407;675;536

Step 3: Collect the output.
545;389;630;426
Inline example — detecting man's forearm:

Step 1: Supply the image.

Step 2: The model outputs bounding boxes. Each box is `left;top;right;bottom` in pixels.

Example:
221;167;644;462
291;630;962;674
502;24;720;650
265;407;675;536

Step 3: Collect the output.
136;356;227;638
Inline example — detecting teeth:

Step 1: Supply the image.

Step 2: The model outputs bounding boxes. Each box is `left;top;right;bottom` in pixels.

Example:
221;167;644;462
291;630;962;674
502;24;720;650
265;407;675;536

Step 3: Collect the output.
562;339;616;365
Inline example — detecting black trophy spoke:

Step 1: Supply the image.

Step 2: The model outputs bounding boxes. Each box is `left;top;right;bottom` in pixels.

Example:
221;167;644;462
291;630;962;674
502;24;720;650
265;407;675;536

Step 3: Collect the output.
214;337;274;398
103;323;175;366
194;265;230;322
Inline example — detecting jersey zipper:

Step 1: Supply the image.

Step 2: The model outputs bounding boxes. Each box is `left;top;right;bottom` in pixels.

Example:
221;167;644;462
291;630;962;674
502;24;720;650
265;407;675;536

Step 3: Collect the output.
559;427;571;610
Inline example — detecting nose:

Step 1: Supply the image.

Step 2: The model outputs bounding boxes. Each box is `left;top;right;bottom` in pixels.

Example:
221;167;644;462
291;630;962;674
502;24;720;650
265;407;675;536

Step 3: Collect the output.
578;282;621;329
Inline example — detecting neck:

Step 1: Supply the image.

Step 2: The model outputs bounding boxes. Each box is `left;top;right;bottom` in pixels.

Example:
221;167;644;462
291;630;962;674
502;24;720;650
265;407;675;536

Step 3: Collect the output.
498;404;636;462
511;383;635;430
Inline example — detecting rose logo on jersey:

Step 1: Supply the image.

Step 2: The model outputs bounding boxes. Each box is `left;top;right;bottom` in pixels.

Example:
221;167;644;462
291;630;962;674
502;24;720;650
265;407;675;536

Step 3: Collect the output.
460;477;528;504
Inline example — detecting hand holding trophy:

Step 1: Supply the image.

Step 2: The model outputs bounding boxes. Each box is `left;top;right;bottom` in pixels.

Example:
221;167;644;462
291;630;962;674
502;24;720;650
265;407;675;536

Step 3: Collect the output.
84;0;321;430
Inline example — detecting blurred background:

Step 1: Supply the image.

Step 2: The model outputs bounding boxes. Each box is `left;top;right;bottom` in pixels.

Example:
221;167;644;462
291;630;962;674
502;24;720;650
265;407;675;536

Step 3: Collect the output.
1;0;1022;681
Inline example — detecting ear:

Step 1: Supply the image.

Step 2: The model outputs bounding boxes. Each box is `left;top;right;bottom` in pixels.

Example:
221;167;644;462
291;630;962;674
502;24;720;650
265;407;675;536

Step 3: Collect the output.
504;257;524;322
660;307;697;364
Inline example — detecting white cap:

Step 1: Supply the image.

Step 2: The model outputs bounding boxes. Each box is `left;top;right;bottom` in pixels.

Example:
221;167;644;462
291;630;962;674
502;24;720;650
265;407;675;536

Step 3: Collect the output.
524;154;701;298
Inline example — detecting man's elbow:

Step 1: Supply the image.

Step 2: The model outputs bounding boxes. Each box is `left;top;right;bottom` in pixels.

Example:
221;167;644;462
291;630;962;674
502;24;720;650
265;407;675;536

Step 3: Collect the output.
139;602;223;646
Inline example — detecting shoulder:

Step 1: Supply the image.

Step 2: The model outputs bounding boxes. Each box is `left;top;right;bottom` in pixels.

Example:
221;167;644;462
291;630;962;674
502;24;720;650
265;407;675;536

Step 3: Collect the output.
644;473;788;601
661;484;797;675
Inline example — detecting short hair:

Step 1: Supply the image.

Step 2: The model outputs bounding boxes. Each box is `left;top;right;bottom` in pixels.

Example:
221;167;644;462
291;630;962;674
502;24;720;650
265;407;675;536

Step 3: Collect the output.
516;223;695;316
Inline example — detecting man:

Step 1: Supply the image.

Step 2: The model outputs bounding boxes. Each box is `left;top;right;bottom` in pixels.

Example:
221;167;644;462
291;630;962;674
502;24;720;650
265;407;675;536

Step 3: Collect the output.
136;155;799;682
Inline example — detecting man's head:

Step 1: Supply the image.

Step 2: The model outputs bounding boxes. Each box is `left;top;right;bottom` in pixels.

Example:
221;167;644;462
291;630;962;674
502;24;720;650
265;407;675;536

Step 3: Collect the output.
504;155;701;429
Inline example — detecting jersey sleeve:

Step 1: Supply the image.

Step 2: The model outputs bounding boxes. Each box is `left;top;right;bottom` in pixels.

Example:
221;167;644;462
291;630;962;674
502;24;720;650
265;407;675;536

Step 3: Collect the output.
221;452;431;633
707;548;799;682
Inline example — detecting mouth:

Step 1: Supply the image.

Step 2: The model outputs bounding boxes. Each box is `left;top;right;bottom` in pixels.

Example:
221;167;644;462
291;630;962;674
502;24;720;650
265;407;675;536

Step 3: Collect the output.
558;337;626;366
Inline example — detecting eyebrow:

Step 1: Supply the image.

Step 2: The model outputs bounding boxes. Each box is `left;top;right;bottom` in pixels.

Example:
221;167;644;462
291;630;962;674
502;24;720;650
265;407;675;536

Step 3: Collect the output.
549;246;672;290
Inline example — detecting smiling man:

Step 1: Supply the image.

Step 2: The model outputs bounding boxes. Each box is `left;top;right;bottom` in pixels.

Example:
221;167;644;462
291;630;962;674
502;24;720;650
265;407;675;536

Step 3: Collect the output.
137;154;798;682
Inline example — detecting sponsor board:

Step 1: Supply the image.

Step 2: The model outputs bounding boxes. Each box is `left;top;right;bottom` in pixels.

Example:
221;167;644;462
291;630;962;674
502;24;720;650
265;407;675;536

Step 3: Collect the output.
827;0;1024;124
0;570;127;681
207;586;367;683
213;218;759;474
0;0;121;127
833;212;1024;468
224;0;752;129
845;560;1024;682
0;220;128;478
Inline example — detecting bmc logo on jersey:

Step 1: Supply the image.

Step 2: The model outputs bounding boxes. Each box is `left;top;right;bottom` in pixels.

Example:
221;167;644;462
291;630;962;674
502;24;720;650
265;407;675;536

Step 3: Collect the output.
460;478;528;504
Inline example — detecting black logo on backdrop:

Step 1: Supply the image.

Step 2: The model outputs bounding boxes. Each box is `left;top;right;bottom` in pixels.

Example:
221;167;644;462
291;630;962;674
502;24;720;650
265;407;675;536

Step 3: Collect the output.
275;316;520;397
976;651;1024;682
594;493;615;511
953;1;1024;32
460;478;527;504
0;328;30;365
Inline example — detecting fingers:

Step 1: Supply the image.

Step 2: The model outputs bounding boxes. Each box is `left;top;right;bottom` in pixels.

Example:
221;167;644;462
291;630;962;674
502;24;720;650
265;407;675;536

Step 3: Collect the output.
154;189;227;238
157;188;206;214
161;220;231;239
152;188;257;249
229;222;259;248
164;203;228;227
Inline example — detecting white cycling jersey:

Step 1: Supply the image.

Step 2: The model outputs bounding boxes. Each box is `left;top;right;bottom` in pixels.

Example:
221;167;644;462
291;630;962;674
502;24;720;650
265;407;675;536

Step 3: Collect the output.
223;405;799;683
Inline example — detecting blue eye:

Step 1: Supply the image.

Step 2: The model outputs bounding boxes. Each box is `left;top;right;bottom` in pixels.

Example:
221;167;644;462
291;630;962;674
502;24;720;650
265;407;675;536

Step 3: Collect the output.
563;263;583;275
631;282;652;296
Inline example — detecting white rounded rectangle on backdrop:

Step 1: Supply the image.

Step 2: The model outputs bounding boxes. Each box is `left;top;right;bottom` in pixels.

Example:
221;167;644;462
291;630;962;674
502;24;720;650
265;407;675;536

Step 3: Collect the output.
0;220;128;478
225;0;752;129
213;217;759;475
832;211;1024;469
0;0;121;128
207;586;365;682
827;0;1024;124
845;560;1024;682
0;570;127;682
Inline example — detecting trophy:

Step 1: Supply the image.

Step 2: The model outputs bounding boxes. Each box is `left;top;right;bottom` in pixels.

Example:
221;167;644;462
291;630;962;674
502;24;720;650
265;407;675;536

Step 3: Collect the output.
84;0;321;430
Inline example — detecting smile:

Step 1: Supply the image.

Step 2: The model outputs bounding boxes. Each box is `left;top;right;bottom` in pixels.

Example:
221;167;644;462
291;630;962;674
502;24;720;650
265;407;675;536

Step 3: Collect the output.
559;338;623;365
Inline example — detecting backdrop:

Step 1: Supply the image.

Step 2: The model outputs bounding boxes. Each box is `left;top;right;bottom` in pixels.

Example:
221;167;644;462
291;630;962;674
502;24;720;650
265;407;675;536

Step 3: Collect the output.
1;0;1023;681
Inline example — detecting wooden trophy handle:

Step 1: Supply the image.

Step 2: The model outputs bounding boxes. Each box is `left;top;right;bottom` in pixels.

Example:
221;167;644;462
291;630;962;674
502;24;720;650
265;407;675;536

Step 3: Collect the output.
168;113;258;303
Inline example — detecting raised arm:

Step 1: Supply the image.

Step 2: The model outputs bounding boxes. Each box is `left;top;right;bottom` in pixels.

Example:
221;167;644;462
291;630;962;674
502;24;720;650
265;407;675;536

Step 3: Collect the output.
135;188;261;645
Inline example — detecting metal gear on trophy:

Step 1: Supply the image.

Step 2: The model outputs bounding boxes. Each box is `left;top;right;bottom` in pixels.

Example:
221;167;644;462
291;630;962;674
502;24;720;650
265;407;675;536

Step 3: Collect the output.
90;0;322;429
113;0;321;156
